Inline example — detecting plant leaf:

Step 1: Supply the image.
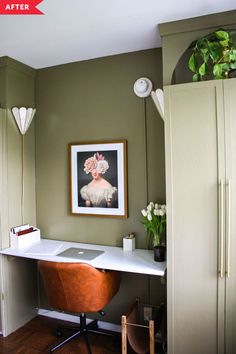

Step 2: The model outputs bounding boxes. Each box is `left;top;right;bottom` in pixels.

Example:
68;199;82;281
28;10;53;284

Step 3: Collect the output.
220;40;229;47
196;37;209;50
213;63;223;78
208;42;222;62
223;50;231;62
198;62;206;76
193;73;201;82
230;62;236;69
188;53;197;72
215;30;229;41
229;49;236;61
221;62;230;71
202;52;209;63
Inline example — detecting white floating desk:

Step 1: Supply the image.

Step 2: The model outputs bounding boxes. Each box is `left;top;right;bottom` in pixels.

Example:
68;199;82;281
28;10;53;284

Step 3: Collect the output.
0;238;166;276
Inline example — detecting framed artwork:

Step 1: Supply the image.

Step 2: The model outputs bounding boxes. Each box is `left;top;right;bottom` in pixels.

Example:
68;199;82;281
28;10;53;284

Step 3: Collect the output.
69;140;127;218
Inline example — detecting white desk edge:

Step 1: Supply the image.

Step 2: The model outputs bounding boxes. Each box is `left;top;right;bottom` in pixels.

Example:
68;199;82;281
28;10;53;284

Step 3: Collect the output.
0;238;166;276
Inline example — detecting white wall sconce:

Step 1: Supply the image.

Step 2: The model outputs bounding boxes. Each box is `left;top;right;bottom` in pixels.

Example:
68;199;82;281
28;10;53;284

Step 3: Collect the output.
133;77;164;120
151;89;164;121
11;106;36;224
133;77;153;98
11;107;36;135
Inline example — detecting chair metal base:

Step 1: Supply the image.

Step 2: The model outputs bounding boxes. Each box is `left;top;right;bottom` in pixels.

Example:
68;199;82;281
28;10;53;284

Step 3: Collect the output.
50;313;116;353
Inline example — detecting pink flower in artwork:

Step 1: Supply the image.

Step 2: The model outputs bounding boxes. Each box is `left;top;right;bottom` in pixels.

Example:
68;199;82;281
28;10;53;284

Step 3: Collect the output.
84;156;97;174
95;153;104;161
84;152;109;174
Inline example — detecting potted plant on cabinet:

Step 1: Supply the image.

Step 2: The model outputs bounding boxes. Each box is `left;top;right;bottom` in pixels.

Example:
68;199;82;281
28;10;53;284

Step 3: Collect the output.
141;202;166;262
188;28;236;81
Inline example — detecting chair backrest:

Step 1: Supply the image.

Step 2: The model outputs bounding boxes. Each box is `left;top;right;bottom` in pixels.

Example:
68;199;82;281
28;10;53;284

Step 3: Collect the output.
38;261;121;313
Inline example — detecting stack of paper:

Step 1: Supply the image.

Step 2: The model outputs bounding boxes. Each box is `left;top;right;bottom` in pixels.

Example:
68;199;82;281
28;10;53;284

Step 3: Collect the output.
25;242;63;255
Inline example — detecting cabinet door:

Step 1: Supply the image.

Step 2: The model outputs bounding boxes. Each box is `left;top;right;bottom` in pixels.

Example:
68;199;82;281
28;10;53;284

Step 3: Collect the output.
165;81;225;354
224;78;236;354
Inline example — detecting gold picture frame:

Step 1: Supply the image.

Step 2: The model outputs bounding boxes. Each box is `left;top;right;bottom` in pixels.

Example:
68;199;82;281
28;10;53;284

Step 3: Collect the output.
69;140;128;218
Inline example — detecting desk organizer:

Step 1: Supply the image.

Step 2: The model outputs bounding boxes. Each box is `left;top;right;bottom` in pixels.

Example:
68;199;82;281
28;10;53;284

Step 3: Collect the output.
123;235;135;251
10;227;41;249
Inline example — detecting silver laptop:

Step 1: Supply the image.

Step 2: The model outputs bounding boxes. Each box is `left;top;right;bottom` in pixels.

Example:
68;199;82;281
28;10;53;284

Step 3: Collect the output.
56;247;104;260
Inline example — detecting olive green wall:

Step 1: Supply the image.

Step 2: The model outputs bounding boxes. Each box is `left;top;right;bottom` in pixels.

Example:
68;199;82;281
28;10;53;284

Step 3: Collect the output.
0;57;36;227
0;57;37;336
36;49;165;249
35;49;166;324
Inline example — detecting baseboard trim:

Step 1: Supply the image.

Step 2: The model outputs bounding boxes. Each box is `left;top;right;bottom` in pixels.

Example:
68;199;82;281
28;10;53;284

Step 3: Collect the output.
38;308;121;333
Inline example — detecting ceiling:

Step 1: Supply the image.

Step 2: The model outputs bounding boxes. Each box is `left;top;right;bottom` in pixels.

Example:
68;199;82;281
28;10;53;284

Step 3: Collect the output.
0;0;235;69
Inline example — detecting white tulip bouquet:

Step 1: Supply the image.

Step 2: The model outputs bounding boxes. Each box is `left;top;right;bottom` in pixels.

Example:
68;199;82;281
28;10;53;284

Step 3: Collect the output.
141;202;166;248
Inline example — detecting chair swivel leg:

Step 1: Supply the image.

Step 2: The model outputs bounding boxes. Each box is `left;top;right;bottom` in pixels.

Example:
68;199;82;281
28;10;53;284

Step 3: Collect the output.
83;332;92;354
50;314;92;353
87;319;99;330
50;328;83;352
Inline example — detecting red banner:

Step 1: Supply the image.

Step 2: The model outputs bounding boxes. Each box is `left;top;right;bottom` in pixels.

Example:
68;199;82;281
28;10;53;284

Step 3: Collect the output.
0;0;44;15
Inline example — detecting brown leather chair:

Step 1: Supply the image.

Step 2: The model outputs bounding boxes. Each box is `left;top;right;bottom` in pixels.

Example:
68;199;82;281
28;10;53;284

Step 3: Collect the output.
38;261;121;353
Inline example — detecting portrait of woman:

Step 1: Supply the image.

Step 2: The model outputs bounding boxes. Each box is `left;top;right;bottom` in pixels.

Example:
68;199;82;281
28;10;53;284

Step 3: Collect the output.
79;152;118;208
70;140;127;217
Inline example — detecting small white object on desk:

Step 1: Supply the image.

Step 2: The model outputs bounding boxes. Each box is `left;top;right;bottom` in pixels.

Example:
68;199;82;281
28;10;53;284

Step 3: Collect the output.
10;226;41;249
123;233;135;251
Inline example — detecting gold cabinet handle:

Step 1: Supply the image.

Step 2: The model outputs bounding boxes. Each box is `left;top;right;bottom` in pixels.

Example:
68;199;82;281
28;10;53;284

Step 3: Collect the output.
219;179;224;278
226;180;231;277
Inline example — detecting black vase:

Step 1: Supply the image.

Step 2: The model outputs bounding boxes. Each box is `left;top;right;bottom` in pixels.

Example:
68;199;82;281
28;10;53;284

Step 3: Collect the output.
153;246;166;262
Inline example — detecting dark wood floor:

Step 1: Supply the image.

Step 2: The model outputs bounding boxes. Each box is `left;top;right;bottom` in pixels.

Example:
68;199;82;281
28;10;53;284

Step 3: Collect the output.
0;316;122;353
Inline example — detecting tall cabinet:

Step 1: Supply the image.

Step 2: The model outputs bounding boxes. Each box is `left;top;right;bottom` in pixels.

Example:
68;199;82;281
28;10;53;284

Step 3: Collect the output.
165;78;236;354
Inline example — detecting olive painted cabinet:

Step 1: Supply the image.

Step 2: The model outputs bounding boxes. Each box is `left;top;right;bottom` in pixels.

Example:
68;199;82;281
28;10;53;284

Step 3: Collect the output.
164;78;236;354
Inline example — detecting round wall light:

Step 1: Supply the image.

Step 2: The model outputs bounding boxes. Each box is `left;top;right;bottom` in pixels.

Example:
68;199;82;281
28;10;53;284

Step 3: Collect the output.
133;77;153;98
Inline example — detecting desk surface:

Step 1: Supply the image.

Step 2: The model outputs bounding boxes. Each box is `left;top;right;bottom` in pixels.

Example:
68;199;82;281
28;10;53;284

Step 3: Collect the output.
0;238;166;276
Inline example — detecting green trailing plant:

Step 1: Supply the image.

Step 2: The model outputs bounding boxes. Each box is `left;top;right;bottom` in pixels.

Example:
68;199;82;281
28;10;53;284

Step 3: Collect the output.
188;29;236;81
